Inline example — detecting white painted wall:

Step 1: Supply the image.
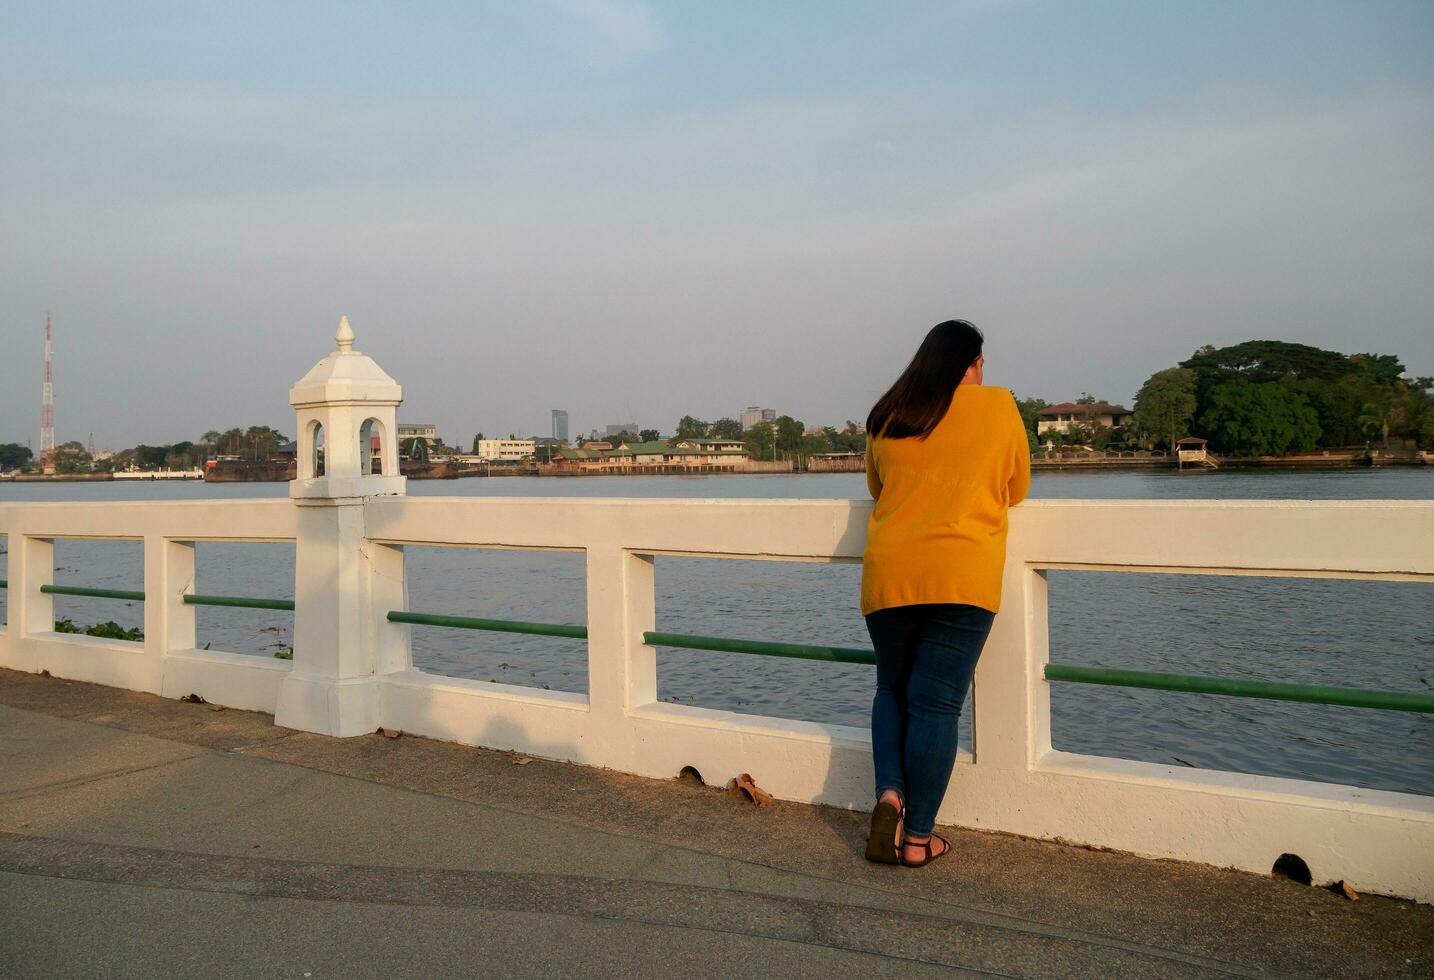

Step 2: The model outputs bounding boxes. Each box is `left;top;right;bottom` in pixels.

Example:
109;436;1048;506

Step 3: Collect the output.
2;495;1431;901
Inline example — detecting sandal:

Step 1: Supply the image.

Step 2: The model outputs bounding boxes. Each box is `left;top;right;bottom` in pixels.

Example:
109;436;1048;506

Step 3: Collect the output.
864;800;903;865
901;833;951;868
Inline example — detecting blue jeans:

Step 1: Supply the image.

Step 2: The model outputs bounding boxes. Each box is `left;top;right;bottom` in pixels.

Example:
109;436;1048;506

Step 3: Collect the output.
865;603;995;838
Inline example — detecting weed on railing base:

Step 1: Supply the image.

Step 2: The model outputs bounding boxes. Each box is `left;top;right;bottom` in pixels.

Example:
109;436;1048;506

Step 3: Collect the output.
53;619;143;642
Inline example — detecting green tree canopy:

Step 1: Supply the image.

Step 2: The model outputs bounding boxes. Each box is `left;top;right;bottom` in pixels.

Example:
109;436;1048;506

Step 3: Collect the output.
1132;368;1197;450
774;416;805;454
639;428;660;442
1181;340;1352;388
1013;396;1048;451
0;443;33;469
709;418;743;440
675;416;709;439
1164;340;1433;450
744;422;776;461
1199;380;1321;456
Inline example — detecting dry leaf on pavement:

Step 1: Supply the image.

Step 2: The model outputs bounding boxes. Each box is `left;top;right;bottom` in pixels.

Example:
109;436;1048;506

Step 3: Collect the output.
727;772;775;806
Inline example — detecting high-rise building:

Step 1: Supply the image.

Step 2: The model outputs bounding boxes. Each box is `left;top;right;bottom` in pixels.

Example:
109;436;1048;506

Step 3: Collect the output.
605;422;639;437
740;406;776;431
551;409;569;443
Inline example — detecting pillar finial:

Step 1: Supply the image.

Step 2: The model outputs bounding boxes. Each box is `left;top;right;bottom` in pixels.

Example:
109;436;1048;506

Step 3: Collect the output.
336;315;355;353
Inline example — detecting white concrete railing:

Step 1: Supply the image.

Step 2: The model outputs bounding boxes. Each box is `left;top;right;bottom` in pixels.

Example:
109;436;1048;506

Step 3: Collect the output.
1;496;1431;901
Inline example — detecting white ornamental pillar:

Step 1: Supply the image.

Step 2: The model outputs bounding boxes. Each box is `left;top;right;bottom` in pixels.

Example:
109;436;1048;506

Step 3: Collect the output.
274;316;408;737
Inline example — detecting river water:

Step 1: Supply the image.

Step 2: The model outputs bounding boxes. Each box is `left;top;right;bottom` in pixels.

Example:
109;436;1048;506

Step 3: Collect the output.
2;468;1431;795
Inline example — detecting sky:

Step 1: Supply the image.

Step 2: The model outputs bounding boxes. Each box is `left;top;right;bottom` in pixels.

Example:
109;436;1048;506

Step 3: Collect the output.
2;1;1432;449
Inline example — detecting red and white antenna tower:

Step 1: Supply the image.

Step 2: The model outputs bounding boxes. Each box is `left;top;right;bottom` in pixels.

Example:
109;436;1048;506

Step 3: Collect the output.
40;313;55;466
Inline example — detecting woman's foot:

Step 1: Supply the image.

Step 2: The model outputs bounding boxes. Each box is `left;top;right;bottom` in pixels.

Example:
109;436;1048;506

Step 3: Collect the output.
864;791;904;865
902;833;951;868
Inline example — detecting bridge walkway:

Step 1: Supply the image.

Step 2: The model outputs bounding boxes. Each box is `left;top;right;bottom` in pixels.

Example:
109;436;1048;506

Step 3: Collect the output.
0;669;1428;978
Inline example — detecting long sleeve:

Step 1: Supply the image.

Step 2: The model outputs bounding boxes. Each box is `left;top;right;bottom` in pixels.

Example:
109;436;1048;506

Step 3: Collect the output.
1007;401;1031;505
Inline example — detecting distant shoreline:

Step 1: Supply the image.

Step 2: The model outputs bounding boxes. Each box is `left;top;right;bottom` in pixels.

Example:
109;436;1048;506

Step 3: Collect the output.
3;454;1427;484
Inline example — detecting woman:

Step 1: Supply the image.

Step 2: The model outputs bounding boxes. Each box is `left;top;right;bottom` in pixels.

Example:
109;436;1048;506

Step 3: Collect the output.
861;320;1030;868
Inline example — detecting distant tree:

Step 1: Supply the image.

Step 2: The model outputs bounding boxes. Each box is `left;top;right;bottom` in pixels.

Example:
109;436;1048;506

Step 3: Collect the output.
1199;380;1321;456
774;416;804;456
53;440;91;474
675;416;709;440
1357;400;1394;450
166;441;197;469
217;428;245;455
1132;368;1197;450
1013;396;1049;452
1181;341;1350;426
0;443;35;469
1181;340;1351;386
1349;352;1406;386
1062;421;1096;448
607;430;639;446
244;426;285;463
1076;392;1098;405
639;429;660;442
799;433;830;458
829;426;866;453
132;445;168;468
709;418;743;440
1403;377;1434;449
745;422;776;461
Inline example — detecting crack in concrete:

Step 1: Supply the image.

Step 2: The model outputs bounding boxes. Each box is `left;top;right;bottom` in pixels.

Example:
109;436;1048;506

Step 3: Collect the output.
0;755;204;805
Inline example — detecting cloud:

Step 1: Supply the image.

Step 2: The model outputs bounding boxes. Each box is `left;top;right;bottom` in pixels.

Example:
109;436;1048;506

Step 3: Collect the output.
537;0;664;69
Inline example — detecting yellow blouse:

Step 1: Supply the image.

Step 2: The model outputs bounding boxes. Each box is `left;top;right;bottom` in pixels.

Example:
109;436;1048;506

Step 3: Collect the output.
861;385;1031;615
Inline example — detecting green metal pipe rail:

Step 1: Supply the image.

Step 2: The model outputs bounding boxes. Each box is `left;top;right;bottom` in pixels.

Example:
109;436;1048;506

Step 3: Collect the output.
387;610;586;640
25;584;295;612
643;630;876;665
6;578;1430;714
183;594;295;611
1042;663;1434;714
40;584;146;602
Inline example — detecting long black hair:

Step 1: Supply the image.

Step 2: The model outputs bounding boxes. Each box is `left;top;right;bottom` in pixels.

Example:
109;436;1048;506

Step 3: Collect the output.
866;320;984;440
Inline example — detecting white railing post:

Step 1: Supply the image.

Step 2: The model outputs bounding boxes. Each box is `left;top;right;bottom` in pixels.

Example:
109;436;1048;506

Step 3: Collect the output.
277;499;378;736
275;317;405;737
366;541;411;676
970;544;1050;773
585;546;656;765
15;536;54;637
143;535;194;694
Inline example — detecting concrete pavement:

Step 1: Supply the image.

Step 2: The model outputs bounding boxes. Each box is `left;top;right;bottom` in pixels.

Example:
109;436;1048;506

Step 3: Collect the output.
0;668;1429;978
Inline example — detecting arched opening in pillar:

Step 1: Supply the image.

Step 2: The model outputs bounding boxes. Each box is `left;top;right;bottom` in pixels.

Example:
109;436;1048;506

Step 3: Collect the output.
310;421;326;477
361;418;386;475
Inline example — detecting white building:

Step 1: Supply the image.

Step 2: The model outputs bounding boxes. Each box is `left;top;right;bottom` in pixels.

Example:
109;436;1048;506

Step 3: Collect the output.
397;423;438;442
1036;402;1131;436
475;439;536;462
